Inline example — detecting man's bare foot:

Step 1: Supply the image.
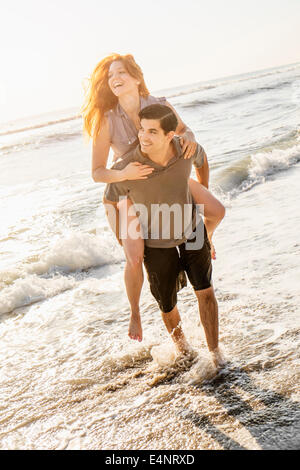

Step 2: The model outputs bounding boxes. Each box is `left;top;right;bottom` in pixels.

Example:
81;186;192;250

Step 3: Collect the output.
169;323;191;356
174;337;193;356
128;312;143;342
210;347;226;369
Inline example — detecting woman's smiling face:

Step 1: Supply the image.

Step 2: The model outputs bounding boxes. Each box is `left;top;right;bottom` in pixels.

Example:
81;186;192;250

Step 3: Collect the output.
108;61;140;97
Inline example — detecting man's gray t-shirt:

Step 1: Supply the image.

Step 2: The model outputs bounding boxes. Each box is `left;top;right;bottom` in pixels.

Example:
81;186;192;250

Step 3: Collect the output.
104;136;206;248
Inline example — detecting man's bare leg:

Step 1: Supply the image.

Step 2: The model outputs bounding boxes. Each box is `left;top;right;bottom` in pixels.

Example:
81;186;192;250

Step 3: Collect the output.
118;198;144;342
194;286;225;368
161;305;190;355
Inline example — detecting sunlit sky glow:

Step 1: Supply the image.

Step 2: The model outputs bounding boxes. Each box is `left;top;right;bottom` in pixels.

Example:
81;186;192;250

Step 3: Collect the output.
0;0;299;122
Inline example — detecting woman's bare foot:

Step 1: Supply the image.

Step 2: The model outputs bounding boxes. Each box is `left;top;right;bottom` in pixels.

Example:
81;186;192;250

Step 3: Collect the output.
128;312;143;342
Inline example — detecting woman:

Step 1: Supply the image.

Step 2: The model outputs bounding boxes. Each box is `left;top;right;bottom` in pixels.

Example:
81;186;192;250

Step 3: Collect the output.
82;53;225;343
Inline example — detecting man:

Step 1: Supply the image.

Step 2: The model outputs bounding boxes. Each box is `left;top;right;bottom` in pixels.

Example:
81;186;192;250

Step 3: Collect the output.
104;104;225;368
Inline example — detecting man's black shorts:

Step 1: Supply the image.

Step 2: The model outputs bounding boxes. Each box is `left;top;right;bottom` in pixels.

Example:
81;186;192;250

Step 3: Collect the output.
143;225;212;313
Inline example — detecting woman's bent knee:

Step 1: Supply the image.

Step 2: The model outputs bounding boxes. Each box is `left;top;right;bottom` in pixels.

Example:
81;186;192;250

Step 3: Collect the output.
218;203;226;221
205;200;225;223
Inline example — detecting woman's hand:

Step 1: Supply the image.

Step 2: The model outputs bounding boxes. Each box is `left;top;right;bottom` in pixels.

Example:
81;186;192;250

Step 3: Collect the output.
179;136;197;159
121;162;154;181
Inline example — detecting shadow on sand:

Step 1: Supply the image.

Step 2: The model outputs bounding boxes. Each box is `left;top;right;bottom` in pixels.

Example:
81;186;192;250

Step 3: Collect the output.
179;364;300;450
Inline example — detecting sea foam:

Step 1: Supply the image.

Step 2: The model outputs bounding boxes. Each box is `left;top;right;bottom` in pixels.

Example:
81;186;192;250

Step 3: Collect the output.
26;231;122;276
0;231;123;315
214;137;300;197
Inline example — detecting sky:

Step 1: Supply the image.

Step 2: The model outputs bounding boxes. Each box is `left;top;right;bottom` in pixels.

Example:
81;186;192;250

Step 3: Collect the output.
0;0;299;122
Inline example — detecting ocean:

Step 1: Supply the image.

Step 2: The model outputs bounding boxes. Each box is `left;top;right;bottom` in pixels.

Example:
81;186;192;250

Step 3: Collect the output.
0;62;299;450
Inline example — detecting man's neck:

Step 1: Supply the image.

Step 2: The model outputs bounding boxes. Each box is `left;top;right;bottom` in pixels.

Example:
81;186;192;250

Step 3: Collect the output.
146;140;175;167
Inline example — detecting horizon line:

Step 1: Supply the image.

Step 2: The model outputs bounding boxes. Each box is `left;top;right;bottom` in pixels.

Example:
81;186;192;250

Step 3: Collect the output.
1;59;299;127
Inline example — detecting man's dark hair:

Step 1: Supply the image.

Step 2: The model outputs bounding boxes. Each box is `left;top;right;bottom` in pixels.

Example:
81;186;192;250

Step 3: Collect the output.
138;104;178;134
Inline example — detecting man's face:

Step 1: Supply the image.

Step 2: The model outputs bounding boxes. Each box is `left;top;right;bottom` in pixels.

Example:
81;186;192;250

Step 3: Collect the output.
138;119;172;155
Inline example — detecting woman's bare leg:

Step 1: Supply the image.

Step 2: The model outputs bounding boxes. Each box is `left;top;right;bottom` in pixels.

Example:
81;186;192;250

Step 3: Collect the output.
189;179;225;259
117;197;144;342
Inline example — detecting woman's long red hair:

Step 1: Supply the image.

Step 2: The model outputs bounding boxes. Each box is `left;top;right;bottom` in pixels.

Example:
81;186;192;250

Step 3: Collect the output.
82;54;149;140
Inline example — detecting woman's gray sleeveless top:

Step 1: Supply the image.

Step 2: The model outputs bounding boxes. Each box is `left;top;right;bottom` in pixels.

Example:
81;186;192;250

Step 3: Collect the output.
105;95;166;160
